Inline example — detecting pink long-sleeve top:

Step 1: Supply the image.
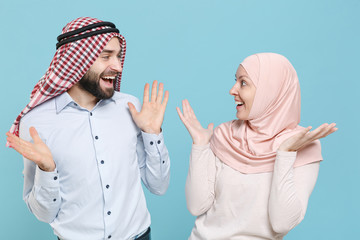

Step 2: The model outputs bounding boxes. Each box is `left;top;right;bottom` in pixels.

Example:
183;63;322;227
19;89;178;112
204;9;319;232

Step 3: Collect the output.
186;144;319;240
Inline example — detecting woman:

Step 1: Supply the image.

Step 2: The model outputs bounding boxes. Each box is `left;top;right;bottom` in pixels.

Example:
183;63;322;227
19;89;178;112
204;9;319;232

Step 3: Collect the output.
177;53;337;240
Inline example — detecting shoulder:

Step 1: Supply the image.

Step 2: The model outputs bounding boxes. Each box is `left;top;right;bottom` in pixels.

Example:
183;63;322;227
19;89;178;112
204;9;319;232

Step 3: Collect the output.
214;120;242;133
112;91;139;103
20;98;57;126
112;92;141;110
19;98;56;140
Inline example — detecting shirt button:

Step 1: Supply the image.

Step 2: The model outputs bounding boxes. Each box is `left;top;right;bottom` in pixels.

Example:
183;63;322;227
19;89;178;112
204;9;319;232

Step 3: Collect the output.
157;140;161;144
95;136;99;140
54;176;58;180
74;103;78;106
101;160;105;164
106;185;110;189
107;211;111;215
53;198;57;202
162;161;165;164
90;112;93;116
150;141;154;145
108;235;112;239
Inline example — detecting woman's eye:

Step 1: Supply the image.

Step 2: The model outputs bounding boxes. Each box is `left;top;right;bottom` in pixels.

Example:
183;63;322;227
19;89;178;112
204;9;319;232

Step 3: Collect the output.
241;80;247;86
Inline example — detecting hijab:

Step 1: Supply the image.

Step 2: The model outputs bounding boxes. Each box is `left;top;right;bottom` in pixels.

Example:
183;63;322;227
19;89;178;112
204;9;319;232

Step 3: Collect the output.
210;53;322;174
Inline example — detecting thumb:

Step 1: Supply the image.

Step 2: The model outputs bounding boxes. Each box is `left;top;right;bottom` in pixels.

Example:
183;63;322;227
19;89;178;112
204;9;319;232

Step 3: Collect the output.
207;123;214;134
301;126;312;136
127;102;138;117
29;127;42;144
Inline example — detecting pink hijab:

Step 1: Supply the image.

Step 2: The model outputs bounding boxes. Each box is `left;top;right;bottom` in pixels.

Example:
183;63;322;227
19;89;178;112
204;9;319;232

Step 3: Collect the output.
210;53;322;174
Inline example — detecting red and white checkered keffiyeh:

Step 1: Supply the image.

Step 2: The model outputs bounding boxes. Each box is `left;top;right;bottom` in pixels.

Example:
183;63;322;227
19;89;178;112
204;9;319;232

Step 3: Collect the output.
8;17;126;139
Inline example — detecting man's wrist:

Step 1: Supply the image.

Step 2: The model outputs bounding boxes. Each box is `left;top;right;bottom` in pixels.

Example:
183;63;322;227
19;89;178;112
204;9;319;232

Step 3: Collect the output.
38;162;56;172
142;127;161;135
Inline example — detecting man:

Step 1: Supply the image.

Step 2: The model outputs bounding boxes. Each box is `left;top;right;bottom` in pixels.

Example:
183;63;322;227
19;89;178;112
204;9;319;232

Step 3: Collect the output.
6;17;170;240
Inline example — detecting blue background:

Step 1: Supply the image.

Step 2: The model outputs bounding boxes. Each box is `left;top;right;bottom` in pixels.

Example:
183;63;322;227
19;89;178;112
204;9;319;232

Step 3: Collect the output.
0;0;359;239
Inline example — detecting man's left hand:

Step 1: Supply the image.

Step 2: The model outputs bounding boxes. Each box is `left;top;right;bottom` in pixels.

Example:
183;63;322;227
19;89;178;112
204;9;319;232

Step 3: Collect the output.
128;80;169;134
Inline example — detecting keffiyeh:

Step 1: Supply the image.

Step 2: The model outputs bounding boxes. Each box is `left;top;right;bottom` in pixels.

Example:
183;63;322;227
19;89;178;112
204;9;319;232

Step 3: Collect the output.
8;17;126;139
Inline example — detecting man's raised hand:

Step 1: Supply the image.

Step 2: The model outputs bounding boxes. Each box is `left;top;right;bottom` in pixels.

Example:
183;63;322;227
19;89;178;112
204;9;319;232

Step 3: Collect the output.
128;80;169;134
6;127;55;172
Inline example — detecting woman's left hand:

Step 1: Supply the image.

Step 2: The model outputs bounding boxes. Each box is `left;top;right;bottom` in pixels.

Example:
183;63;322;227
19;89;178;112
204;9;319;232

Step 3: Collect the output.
278;123;338;152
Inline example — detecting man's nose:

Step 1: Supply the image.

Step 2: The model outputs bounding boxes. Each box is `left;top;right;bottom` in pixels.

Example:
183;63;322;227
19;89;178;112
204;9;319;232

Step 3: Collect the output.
110;57;122;73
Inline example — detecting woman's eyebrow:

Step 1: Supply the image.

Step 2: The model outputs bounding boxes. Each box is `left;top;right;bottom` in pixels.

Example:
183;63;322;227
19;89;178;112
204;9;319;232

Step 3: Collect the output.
235;74;247;79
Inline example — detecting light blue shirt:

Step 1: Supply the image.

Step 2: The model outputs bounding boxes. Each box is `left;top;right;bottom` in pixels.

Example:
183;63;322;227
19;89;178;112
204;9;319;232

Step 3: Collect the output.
20;91;170;240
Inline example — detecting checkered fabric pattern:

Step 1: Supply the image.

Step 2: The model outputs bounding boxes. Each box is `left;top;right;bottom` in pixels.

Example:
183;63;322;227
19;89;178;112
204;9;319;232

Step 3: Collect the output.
8;17;126;138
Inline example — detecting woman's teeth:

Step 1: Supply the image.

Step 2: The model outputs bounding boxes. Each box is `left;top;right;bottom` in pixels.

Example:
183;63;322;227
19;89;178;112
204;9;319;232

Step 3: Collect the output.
236;101;244;106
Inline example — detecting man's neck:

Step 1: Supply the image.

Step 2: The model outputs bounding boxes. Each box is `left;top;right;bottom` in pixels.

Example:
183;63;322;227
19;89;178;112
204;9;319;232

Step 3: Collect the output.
67;84;98;111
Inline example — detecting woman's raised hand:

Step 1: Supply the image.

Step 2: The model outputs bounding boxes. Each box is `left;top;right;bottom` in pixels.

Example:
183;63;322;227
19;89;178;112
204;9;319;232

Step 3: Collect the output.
278;123;338;152
176;99;214;145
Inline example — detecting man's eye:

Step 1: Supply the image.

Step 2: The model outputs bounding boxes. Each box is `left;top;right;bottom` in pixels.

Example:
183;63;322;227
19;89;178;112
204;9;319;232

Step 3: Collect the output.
102;56;110;60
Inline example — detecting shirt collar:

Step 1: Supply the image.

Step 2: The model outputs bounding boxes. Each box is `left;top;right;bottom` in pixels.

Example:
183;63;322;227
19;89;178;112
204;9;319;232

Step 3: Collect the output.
55;92;74;113
55;91;118;114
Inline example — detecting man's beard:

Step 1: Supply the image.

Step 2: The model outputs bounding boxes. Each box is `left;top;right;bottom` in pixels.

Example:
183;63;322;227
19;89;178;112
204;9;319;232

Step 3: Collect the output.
78;70;115;100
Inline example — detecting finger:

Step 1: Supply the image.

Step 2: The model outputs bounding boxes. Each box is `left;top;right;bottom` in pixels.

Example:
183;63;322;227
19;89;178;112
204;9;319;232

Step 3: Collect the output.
299;126;312;139
177;107;191;129
29;127;43;144
6;132;41;163
306;123;329;140
161;90;169;109
127;102;138;118
6;133;19;149
143;83;150;103
182;100;189;118
208;123;214;134
184;99;196;119
318;123;337;138
176;107;186;124
186;100;196;119
282;127;312;151
150;80;158;102
6;132;24;149
156;82;164;104
7;134;31;156
5;132;17;146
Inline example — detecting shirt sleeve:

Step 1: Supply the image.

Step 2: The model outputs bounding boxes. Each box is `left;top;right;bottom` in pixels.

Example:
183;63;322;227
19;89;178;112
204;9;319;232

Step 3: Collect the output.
185;144;217;216
136;130;170;195
268;150;320;234
21;122;61;223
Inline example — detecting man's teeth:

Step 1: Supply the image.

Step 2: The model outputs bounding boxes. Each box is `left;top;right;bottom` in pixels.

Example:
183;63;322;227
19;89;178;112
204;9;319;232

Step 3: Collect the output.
102;76;116;80
236;101;244;105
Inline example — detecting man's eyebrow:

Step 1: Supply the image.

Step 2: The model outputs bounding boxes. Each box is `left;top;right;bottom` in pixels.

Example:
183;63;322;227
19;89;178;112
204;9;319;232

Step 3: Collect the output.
100;49;121;54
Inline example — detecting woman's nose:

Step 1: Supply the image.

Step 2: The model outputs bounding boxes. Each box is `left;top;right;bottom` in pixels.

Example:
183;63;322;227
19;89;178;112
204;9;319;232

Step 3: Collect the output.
229;83;237;96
